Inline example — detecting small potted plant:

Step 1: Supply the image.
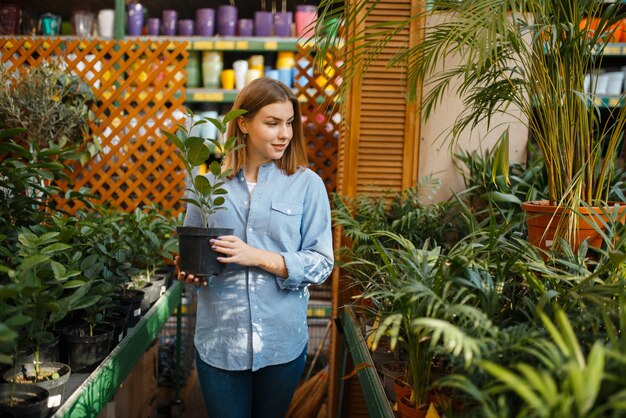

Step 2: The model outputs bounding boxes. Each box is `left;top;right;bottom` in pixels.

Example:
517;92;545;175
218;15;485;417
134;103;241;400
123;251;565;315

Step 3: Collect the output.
163;108;246;277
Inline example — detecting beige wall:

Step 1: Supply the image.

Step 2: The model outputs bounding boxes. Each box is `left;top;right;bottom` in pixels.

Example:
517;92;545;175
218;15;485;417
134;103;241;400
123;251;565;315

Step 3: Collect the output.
419;14;529;203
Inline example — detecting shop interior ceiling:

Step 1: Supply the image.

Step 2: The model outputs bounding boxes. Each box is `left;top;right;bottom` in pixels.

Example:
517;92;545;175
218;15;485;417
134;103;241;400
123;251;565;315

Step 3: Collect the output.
18;1;318;20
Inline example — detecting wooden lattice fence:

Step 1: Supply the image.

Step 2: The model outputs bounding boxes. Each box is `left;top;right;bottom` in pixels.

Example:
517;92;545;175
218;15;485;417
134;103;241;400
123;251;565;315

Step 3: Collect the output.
0;37;341;214
0;37;188;214
295;41;341;193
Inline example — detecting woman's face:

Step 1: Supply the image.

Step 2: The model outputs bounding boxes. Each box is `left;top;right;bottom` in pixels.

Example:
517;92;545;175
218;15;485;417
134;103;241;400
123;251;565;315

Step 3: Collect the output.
239;100;294;166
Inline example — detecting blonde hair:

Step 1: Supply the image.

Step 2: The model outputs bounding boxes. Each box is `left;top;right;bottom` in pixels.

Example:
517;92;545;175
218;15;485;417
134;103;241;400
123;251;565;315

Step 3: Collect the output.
223;77;307;177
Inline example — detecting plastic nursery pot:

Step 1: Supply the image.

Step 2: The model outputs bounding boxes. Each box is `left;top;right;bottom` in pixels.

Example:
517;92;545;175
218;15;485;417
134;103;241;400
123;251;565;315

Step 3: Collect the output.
114;289;145;327
0;383;50;418
176;227;234;277
61;323;114;373
3;362;71;412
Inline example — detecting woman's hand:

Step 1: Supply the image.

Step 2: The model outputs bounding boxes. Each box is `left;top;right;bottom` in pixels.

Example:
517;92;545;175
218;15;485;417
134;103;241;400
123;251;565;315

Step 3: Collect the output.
211;235;288;278
174;255;207;286
210;235;259;267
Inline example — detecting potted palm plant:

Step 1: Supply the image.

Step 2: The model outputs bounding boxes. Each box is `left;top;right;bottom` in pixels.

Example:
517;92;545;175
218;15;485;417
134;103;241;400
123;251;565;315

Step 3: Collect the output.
316;0;626;251
163;108;246;277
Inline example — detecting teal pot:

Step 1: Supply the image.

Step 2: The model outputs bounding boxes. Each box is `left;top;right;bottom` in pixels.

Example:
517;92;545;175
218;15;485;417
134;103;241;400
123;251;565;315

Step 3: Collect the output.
0;383;49;418
113;289;144;327
176;226;234;277
3;362;71;413
61;323;114;372
103;308;129;350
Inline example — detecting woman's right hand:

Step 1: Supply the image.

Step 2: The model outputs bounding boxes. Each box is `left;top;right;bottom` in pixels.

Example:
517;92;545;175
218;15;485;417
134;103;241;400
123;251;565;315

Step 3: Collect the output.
174;255;207;287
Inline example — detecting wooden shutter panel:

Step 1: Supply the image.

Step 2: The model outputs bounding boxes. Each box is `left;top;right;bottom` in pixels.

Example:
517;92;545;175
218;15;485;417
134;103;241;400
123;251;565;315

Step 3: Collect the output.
338;0;420;198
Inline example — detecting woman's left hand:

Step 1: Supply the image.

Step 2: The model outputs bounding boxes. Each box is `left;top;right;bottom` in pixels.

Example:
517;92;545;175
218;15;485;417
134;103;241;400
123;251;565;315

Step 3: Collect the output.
211;235;260;267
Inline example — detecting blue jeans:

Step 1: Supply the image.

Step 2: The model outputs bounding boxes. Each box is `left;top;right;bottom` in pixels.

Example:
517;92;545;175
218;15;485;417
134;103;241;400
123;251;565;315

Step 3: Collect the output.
195;348;306;418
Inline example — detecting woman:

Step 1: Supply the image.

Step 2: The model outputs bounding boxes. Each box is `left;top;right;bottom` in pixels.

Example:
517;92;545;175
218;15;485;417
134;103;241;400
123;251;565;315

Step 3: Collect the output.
176;77;334;417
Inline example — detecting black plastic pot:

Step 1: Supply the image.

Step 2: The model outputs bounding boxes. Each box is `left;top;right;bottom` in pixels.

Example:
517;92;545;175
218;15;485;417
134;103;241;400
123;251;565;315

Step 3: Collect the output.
114;289;145;327
0;383;49;418
3;362;71;414
61;323;114;373
103;308;129;350
176;226;234;276
15;331;61;366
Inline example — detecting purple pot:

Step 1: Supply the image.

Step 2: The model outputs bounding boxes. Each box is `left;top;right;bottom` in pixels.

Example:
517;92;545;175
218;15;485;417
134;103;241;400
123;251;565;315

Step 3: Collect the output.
0;4;21;35
147;17;160;36
178;19;194;36
274;12;292;37
127;3;144;36
254;11;272;37
195;8;215;37
237;19;253;37
162;9;178;36
217;5;237;37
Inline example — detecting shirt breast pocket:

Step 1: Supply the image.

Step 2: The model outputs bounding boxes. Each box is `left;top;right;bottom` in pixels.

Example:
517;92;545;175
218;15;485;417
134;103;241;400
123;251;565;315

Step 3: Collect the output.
268;201;303;243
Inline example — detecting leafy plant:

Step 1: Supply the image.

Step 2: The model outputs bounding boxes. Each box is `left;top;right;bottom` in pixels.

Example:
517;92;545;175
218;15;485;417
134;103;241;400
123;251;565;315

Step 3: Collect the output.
0;60;100;164
120;204;180;277
163;109;247;228
1;229;100;379
316;0;626;244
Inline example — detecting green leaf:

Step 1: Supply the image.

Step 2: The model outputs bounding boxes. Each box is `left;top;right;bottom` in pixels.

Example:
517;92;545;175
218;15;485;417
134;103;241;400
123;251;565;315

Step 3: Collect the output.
163;131;184;150
213;196;225;206
222;109;247;125
482;191;522;205
41;243;71;255
209;161;222;176
187;142;211;166
206;117;225;133
194;175;211;195
62;280;87;289
5;314;32;328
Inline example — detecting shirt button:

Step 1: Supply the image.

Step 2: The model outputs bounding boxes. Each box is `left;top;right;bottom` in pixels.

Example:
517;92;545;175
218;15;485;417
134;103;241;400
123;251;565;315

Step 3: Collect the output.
244;201;248;205
287;209;291;214
248;228;253;233
240;177;245;182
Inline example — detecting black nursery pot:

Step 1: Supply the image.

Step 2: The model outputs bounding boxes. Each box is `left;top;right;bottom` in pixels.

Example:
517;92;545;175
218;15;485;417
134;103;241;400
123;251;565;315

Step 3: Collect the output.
0;383;50;418
61;323;114;373
113;289;145;327
176;226;234;277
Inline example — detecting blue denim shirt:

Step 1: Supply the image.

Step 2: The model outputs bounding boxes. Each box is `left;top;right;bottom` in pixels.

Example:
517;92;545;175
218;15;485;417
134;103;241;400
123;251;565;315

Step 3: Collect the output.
184;162;334;371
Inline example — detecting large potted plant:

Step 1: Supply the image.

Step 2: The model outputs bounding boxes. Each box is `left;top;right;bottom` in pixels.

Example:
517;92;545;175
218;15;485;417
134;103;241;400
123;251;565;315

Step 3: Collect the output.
163;108;246;277
316;0;626;251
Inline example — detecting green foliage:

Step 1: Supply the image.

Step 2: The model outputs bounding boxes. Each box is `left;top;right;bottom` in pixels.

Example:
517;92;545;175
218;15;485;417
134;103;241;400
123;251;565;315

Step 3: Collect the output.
118;204;181;275
333;176;462;273
163;108;246;227
0;60;100;164
316;0;626;244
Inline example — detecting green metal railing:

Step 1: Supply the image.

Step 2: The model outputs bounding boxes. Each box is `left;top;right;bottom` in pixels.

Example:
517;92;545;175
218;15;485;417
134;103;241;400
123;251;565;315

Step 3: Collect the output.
52;281;182;418
338;307;395;418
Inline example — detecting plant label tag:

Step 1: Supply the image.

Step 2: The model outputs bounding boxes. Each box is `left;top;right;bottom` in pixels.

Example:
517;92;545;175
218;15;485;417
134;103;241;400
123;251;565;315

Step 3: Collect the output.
426;403;440;418
48;394;62;408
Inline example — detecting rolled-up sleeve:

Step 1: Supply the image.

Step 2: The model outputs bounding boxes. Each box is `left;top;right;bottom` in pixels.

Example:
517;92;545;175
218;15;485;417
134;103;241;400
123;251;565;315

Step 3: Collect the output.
277;175;334;290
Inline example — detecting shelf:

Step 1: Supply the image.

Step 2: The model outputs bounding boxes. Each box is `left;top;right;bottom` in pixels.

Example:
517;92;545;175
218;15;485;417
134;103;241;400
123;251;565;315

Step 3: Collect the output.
51;281;183;418
180;87;336;104
127;36;300;52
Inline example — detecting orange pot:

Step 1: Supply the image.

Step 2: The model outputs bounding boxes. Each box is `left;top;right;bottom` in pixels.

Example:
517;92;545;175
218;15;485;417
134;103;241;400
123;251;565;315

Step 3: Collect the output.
393;379;412;401
521;200;626;252
397;396;427;418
